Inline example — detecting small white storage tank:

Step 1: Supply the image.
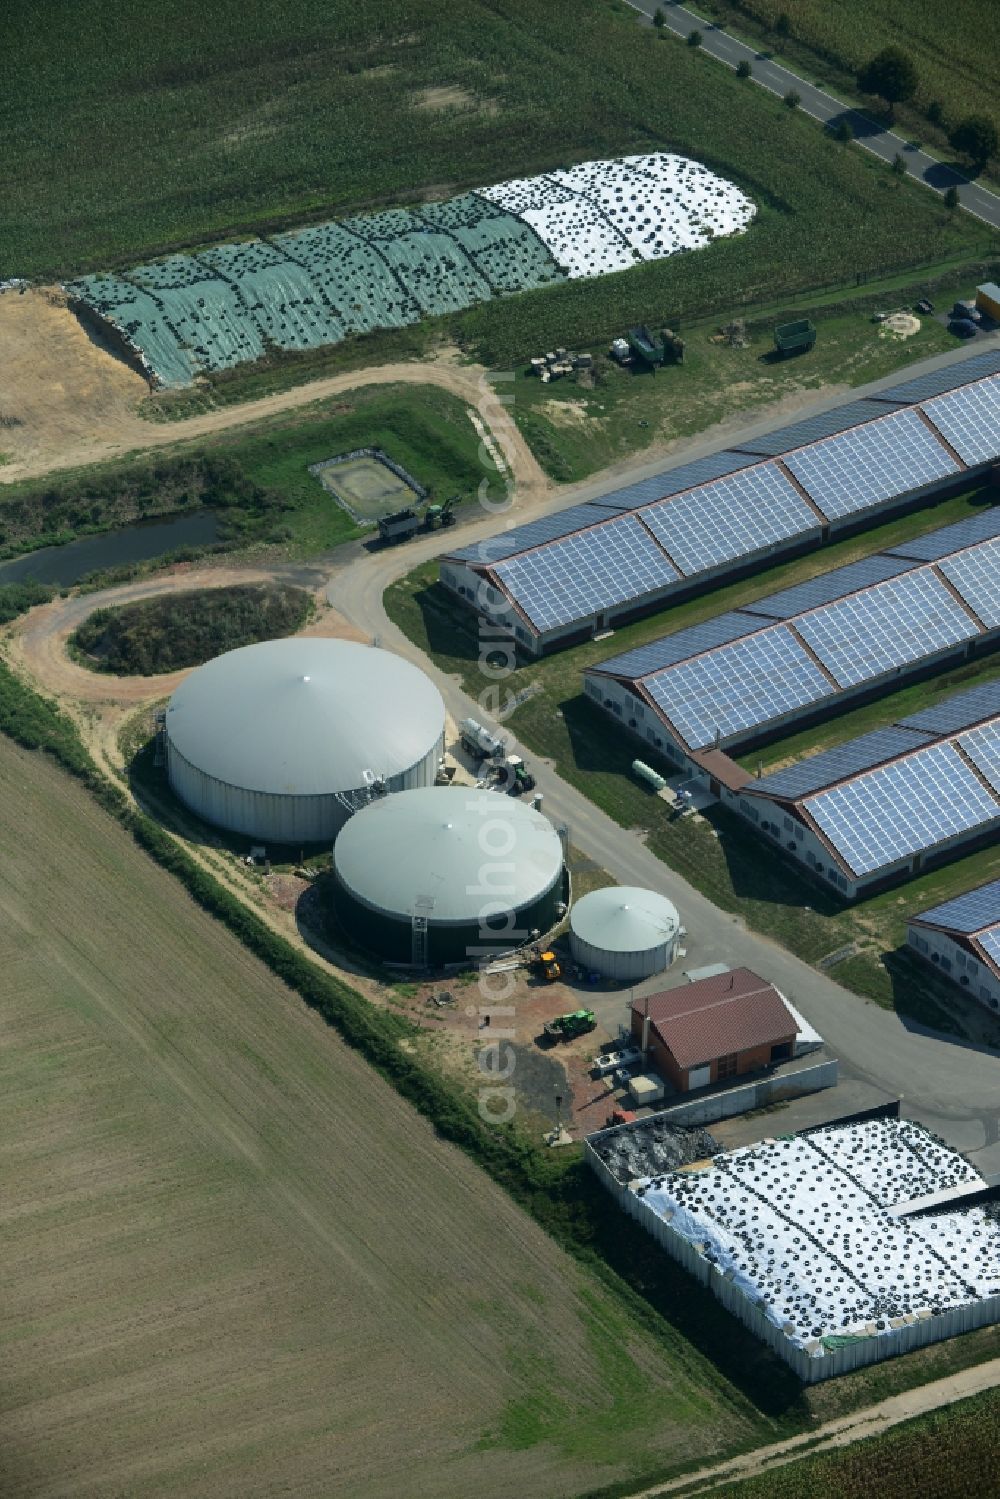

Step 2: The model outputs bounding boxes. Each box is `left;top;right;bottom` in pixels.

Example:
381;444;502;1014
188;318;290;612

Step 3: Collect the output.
570;885;681;981
164;638;445;843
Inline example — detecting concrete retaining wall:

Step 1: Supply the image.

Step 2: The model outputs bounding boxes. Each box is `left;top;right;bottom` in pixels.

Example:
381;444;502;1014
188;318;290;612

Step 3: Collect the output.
648;1057;838;1128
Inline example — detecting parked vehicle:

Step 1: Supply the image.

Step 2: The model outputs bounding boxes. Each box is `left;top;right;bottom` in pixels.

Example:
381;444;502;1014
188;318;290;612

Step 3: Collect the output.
544;1009;596;1040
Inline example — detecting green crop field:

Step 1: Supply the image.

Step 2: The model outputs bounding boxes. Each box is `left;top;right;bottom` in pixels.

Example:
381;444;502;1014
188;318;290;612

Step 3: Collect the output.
4;1;991;370
696;0;999;182
710;1384;1000;1498
386;484;1000;1036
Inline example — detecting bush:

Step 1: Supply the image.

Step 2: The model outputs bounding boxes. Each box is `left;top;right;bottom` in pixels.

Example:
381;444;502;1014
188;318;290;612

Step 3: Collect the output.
687;29;702;47
652;6;666;27
892;152;907;176
0;580;53;624
833;117;853;143
783;89;801;110
71;582;312;675
949;114;999;170
944;185;960;210
736;59;751;80
926;100;945;127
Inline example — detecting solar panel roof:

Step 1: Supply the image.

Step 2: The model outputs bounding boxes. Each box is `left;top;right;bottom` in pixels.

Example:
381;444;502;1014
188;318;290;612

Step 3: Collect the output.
782;408;959;521
977;928;1000;967
493;515;677;632
873;349;1000;405
640;462;819;576
592;612;760;679
597;451;756;511
939;538;1000;629
731;400;904;458
804;744;1000;877
922;374;1000;467
887;506;1000;561
643;626;833;751
958;721;1000;794
899;680;1000;737
445;502;619;563
751;727;934;800
744;555;915;620
913;878;1000;934
792;571;980;688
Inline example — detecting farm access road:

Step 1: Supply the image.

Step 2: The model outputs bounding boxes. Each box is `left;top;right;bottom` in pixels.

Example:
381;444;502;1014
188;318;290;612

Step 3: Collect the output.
627;0;1000;231
0;288;547;492
623;1356;1000;1496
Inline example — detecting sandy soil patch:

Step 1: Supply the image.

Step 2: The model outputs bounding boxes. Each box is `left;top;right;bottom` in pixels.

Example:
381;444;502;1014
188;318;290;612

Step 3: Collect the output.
880;312;921;339
0;287;149;473
540;397;599;430
413;84;492;112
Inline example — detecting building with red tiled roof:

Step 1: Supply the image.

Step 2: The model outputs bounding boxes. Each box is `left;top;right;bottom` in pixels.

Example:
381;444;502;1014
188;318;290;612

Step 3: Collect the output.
630;967;796;1093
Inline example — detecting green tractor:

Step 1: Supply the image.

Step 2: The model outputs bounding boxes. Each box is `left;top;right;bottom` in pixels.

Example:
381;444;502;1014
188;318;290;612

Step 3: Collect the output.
423;493;459;531
544;1009;597;1041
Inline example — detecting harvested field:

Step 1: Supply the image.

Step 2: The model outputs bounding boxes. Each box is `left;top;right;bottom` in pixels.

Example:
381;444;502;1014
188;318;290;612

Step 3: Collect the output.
0;735;751;1497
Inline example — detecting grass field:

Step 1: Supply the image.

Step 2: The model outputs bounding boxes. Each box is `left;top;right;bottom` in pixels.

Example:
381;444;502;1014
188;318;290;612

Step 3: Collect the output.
694;0;999;187
5;2;990;371
385;484;1000;1033
710;1384;1000;1498
510;277;970;483
0;730;767;1497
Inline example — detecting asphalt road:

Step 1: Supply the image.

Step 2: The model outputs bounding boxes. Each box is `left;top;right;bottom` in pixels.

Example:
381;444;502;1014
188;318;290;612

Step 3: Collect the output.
626;0;1000;230
326;338;1000;1174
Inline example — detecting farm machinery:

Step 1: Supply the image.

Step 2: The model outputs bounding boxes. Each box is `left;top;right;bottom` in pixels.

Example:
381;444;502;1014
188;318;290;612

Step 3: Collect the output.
377;493;459;543
611;324;685;369
532;948;563;982
460;720;537;796
544;1009;596;1041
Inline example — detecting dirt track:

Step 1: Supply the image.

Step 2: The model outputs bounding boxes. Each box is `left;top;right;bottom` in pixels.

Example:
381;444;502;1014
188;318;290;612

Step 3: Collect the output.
625;1356;1000;1496
0;288;546;499
5;565;366;707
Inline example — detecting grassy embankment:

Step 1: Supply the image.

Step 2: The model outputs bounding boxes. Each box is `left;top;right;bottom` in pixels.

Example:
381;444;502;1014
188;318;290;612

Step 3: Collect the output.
0;385;500;570
386;483;1000;1037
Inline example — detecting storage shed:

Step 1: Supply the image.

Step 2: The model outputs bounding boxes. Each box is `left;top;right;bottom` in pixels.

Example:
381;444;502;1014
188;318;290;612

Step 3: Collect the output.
630;968;797;1092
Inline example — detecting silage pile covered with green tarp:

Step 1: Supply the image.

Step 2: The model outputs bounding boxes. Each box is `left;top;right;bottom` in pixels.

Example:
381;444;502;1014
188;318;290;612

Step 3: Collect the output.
65;192;563;387
65;154;756;387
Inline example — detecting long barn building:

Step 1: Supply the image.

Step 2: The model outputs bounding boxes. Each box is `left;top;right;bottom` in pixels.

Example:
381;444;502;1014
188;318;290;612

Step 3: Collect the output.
732;681;1000;897
441;350;1000;654
908;880;1000;1014
584;507;1000;768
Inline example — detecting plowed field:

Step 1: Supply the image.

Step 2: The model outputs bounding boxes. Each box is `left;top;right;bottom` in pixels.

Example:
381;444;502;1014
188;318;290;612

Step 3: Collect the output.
0;736;746;1497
